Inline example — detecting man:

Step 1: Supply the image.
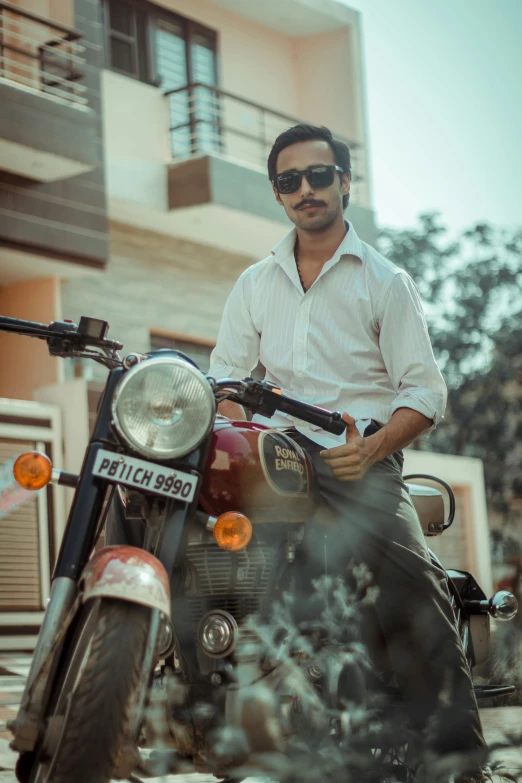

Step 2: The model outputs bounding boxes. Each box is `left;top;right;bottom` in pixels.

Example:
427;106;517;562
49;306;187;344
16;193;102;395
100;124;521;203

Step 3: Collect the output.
208;124;487;781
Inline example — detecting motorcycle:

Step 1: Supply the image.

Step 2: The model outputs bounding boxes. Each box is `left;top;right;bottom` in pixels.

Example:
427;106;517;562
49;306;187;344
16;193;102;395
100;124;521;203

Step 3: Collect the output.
0;313;518;783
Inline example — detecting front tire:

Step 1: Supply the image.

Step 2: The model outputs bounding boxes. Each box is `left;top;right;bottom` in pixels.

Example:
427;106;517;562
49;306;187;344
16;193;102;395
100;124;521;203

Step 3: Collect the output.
22;598;152;783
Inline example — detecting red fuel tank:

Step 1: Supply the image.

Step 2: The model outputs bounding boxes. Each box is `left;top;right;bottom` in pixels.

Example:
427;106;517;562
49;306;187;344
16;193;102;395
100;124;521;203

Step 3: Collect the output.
200;417;318;523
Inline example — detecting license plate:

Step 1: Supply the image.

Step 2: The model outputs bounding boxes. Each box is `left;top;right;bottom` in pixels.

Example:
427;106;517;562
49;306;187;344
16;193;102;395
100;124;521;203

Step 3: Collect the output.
92;449;198;503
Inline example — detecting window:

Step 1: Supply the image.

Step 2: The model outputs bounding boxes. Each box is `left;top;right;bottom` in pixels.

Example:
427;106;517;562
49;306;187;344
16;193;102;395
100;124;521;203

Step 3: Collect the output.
150;331;265;380
104;1;220;156
104;0;218;86
104;0;149;81
150;331;215;373
105;0;218;86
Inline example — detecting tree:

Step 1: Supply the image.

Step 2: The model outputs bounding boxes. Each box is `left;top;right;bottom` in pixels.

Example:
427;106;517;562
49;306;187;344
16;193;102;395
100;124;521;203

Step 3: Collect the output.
378;213;522;515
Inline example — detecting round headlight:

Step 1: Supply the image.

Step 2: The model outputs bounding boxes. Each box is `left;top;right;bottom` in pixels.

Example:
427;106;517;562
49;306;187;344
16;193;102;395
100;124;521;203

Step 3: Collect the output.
112;356;215;459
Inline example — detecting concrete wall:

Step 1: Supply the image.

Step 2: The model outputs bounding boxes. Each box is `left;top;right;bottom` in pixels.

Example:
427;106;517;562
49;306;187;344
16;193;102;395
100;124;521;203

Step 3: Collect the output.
404;448;493;596
294;28;357;138
34;378;90;518
0;278;62;400
102;71;170;212
11;0;75;27
60;221;254;381
294;24;372;208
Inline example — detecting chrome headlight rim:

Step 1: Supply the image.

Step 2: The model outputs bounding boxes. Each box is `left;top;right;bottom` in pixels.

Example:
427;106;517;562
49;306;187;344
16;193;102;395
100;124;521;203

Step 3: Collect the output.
111;355;215;460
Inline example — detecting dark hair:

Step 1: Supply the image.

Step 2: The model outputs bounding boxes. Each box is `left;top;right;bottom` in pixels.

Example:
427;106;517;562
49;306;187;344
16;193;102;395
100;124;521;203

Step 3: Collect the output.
267;124;351;210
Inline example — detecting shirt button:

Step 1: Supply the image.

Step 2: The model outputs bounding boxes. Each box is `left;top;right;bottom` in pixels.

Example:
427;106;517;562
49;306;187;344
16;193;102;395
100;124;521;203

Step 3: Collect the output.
297;372;304;377
298;338;303;344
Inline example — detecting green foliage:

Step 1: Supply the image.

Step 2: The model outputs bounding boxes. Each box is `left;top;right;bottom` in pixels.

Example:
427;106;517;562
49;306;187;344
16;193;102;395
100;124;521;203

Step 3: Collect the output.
378;214;522;514
204;577;520;783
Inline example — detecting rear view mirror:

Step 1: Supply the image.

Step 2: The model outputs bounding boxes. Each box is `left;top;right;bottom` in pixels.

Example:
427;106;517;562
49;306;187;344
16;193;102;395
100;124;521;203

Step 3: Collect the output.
404;474;456;536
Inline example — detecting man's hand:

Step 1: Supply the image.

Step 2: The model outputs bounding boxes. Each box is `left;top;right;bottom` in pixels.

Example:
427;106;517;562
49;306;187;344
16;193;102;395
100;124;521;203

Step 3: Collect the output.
320;413;380;482
320;408;433;482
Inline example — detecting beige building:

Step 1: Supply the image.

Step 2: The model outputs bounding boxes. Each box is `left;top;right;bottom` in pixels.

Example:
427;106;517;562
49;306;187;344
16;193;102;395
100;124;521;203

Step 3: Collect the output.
1;0;376;401
0;0;492;646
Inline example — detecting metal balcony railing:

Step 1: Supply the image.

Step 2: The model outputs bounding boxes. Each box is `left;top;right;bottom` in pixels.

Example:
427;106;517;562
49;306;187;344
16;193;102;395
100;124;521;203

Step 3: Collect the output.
164;82;365;190
0;0;88;107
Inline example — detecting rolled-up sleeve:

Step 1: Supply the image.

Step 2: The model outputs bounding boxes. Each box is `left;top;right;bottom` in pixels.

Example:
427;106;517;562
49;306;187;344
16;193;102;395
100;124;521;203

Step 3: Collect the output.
208;268;261;381
379;272;447;431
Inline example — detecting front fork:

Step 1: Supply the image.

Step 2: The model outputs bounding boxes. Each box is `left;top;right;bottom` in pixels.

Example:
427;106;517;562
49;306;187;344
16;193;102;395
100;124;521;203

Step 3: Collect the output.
9;435;111;751
8;364;172;752
9;577;78;752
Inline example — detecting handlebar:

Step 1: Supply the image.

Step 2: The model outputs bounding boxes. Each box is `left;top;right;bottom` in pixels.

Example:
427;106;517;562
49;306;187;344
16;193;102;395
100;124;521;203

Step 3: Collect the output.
266;389;347;435
0;315;346;435
213;378;347;436
0;315;57;338
0;315;123;366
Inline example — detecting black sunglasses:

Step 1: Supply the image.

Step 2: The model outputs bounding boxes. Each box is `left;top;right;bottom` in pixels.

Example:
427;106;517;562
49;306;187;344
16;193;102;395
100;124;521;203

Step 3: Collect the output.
273;165;344;194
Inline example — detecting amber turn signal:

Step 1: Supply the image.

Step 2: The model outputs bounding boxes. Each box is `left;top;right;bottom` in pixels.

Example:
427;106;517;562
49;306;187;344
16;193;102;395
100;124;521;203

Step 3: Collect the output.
213;512;253;552
13;452;53;491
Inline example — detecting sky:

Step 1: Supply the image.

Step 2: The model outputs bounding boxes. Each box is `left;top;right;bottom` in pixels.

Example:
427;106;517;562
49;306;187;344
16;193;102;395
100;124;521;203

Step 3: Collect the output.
341;0;522;234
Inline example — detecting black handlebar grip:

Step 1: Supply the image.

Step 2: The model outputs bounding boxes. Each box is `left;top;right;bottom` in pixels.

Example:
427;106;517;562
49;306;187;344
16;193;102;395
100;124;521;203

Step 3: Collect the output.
0;315;49;332
276;395;347;436
322;415;347;436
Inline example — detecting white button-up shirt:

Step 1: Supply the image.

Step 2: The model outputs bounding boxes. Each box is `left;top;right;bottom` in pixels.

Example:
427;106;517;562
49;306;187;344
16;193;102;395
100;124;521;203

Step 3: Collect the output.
208;221;447;449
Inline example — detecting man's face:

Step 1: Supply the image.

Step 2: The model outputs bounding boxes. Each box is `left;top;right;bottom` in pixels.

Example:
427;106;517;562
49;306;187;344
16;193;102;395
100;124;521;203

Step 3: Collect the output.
273;140;350;232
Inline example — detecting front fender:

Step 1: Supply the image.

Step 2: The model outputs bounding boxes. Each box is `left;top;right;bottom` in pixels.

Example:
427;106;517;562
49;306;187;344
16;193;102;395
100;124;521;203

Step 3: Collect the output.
81;546;171;616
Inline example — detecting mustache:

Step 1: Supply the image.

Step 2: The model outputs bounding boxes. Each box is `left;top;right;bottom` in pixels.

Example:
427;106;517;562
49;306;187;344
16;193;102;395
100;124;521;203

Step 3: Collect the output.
295;199;326;210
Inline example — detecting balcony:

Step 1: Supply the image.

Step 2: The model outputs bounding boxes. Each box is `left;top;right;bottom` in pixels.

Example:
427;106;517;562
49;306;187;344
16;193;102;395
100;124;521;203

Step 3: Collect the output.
166;82;366;209
101;0;376;254
164;82;375;248
0;0;98;181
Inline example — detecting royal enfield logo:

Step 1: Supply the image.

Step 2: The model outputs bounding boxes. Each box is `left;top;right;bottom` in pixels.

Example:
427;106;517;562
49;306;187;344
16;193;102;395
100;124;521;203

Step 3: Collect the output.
274;445;305;475
259;431;309;497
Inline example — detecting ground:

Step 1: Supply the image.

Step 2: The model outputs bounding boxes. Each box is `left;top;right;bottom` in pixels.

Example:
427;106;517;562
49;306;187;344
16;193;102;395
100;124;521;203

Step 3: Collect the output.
1;652;520;782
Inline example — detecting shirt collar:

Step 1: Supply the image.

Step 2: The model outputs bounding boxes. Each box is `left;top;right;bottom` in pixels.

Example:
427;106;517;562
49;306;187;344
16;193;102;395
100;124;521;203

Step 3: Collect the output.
271;220;365;268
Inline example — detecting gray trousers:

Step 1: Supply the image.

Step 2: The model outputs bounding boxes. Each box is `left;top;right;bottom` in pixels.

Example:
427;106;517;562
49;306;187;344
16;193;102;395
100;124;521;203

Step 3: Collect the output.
290;430;486;759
